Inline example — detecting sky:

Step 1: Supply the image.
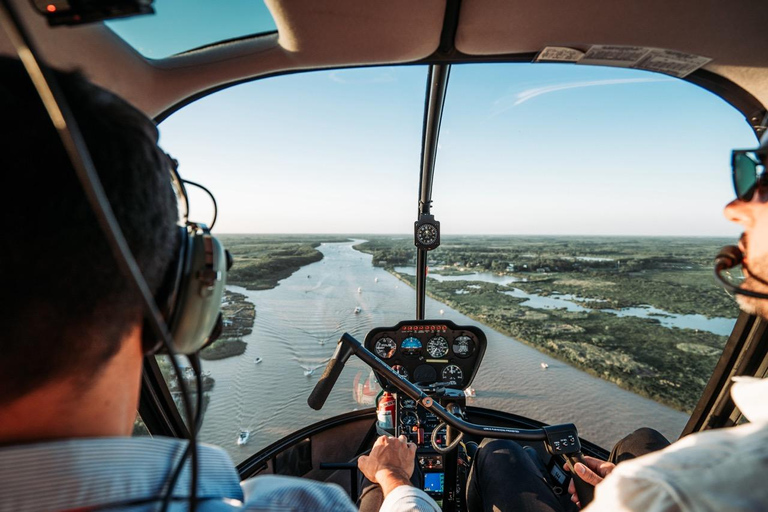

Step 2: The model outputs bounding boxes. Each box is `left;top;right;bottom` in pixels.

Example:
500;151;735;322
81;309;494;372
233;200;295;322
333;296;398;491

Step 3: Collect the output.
107;2;758;237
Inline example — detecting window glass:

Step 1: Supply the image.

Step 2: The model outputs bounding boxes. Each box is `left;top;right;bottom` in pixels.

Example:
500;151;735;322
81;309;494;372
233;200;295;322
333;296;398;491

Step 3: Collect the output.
106;0;276;59
410;63;752;447
158;66;427;463
133;413;151;437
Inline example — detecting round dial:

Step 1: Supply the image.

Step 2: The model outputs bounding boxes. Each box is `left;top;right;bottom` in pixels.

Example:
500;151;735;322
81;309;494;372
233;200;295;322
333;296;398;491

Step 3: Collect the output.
400;411;418;427
453;335;475;358
401;337;423;357
426;336;449;358
374;337;397;359
442;365;463;385
392;365;409;380
416;223;438;246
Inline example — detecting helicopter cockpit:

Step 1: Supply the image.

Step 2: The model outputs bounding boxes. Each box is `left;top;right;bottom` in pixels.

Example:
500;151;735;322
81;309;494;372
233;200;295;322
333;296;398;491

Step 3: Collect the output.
2;1;768;511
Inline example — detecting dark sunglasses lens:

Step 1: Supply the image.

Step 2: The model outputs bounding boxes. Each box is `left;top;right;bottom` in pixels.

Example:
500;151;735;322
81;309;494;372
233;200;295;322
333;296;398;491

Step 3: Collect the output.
734;153;757;200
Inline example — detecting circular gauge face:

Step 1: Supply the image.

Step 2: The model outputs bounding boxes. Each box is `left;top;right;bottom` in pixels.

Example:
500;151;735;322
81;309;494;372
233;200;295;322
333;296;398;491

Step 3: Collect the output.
400;411;418;427
426;336;449;358
452;335;475;358
442;365;463;385
416;223;438;245
392;365;409;380
401;337;423;357
374;337;397;359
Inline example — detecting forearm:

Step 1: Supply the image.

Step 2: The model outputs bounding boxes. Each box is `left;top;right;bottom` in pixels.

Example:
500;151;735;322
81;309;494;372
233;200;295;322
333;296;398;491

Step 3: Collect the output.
375;468;413;498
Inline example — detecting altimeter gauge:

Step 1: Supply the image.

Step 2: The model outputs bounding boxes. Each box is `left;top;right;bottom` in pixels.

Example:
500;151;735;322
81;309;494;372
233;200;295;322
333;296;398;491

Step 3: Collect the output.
427;336;449;358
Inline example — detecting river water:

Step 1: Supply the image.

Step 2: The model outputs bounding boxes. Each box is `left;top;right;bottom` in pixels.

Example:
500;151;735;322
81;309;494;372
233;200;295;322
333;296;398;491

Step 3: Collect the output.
200;241;690;465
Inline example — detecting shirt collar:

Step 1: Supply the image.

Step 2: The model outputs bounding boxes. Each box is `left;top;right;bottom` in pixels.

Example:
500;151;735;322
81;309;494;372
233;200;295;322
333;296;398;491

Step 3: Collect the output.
0;436;243;512
731;376;768;423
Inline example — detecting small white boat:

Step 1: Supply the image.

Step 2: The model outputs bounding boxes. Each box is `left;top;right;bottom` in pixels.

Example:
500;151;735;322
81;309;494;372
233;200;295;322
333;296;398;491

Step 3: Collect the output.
357;287;362;293
254;357;263;364
304;368;315;377
463;387;476;398
374;277;379;283
354;306;362;314
540;362;549;369
237;430;250;446
439;309;444;315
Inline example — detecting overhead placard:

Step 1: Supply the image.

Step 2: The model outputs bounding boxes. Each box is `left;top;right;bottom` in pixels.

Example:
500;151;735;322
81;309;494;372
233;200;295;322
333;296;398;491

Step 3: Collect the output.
535;47;585;63
633;49;711;78
579;45;652;67
574;45;711;78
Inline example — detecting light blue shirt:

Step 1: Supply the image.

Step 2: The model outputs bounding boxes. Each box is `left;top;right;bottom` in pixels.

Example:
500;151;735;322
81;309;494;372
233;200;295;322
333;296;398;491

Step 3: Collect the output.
0;437;440;512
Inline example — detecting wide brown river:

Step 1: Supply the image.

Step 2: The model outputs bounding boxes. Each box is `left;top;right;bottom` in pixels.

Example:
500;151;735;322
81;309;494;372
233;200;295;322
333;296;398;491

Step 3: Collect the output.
198;241;689;464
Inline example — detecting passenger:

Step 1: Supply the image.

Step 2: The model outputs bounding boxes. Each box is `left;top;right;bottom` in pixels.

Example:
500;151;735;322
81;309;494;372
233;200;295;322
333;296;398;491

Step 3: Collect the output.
0;57;438;512
465;136;768;512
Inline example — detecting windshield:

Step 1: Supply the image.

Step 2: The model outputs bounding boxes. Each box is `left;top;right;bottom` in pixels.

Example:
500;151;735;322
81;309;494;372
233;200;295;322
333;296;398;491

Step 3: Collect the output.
157;62;755;463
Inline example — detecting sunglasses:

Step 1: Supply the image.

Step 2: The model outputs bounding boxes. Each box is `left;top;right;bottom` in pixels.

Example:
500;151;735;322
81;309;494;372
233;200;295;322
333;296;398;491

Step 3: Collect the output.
732;148;768;201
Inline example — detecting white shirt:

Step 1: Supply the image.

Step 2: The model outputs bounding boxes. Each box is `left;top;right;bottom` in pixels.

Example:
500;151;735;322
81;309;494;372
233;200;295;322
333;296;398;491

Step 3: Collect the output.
585;377;768;512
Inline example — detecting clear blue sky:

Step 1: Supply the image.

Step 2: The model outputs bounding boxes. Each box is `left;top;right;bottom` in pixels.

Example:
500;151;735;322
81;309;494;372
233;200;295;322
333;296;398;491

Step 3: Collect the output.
108;5;758;237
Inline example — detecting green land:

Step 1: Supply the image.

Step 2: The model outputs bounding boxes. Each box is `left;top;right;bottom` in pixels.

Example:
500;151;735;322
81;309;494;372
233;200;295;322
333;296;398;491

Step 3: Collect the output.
200;290;256;361
356;235;740;413
220;234;349;290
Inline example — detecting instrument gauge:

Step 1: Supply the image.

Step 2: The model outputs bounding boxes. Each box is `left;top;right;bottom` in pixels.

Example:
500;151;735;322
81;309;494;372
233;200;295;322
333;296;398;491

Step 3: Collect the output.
400;411;418;427
401;398;416;409
453;335;475;358
401;337;423;357
392;365;409;380
426;336;449;358
374;337;397;359
442;365;463;386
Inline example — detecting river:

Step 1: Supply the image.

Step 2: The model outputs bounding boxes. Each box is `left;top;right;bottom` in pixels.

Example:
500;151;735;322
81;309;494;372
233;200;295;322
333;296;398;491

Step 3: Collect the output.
200;241;690;464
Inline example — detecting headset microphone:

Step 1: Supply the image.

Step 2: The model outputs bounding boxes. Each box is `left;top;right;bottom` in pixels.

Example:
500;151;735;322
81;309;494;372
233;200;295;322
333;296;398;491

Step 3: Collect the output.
714;245;768;299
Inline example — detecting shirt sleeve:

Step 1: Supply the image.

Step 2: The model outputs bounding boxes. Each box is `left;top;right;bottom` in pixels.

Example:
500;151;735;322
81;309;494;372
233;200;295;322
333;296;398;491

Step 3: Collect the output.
583;470;680;512
379;485;442;512
240;475;358;511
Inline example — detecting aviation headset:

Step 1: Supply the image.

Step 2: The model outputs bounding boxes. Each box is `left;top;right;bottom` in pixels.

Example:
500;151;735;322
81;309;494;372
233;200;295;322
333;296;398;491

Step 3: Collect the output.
143;157;230;355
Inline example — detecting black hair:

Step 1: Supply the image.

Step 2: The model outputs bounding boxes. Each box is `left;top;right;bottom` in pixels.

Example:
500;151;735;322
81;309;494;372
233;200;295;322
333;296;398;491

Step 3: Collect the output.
0;57;178;405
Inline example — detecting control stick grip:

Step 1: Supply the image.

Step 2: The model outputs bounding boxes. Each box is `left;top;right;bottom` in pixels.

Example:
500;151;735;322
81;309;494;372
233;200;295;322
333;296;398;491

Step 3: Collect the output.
567;453;595;507
307;334;355;410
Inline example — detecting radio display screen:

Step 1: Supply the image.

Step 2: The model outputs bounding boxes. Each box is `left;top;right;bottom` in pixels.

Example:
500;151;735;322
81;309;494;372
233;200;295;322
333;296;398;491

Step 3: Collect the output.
424;472;444;493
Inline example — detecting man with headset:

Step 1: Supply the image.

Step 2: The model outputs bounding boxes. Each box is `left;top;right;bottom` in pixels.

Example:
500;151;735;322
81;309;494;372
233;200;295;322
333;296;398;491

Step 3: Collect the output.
0;57;439;512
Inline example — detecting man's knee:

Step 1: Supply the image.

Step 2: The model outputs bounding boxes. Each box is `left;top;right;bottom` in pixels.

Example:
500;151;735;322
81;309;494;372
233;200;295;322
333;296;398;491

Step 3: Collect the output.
611;427;670;463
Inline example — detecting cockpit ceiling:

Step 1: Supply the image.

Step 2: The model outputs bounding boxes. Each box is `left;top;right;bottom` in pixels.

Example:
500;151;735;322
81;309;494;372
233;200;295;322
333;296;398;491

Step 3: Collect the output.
1;0;768;119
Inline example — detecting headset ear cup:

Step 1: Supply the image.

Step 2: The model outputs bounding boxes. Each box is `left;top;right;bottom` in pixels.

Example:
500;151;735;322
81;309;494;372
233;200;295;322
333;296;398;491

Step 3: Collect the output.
167;225;226;354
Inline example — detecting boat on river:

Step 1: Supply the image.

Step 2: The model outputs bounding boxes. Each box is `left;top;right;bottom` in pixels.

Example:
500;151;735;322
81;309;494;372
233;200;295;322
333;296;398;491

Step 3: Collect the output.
237;430;250;446
541;363;549;369
254;357;263;364
354;306;362;314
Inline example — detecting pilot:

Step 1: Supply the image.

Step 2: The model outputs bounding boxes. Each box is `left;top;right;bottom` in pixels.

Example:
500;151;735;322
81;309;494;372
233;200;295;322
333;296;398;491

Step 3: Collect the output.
463;138;768;511
0;57;439;512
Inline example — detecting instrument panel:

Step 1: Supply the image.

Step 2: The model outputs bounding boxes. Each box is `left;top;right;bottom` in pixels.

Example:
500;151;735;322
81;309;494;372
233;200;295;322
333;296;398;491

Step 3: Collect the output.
364;320;487;392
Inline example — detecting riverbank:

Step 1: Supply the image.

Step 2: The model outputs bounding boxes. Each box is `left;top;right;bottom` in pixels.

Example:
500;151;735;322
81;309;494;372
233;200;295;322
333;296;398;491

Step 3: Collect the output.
385;267;722;413
201;290;255;361
222;235;349;290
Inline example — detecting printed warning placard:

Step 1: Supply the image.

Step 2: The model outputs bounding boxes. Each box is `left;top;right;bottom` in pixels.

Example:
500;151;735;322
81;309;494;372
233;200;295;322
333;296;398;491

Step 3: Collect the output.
580;45;652;67
535;47;585;63
633;49;711;78
573;45;711;77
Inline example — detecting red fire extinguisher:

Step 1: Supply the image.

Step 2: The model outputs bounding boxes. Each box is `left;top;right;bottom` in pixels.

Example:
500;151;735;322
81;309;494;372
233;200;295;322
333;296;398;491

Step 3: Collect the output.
376;391;396;436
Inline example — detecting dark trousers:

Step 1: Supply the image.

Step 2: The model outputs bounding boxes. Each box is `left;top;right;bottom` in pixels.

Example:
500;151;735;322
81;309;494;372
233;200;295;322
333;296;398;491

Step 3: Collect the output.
356;428;670;511
466;428;671;512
